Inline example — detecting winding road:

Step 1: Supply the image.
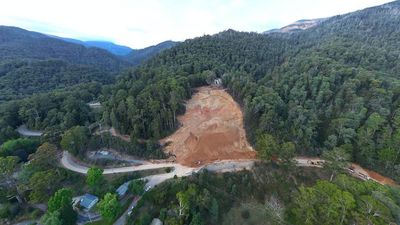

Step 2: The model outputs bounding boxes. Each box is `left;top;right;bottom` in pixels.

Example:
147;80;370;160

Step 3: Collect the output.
16;125;43;137
60;151;397;225
61;151;256;225
61;151;255;187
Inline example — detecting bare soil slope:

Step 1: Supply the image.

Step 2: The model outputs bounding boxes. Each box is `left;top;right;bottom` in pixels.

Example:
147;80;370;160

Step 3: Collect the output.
161;86;256;167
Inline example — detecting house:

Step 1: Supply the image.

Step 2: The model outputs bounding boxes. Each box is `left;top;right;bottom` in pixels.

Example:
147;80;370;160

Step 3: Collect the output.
212;78;223;87
150;218;163;225
116;181;130;198
87;102;102;109
79;194;99;211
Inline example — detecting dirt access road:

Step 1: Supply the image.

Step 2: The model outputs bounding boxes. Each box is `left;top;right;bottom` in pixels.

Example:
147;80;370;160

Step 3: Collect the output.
297;157;397;186
161;86;257;167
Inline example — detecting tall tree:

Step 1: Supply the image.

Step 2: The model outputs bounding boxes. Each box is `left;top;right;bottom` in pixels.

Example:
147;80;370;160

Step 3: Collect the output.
28;142;58;170
97;193;121;221
60;126;89;156
47;188;77;225
86;167;105;193
322;147;351;181
255;133;279;161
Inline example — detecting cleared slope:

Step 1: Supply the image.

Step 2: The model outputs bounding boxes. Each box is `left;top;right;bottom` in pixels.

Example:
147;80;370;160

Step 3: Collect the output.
161;86;256;167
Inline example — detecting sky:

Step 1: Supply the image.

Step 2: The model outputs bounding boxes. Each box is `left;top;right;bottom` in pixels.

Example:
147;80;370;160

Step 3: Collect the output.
0;0;395;48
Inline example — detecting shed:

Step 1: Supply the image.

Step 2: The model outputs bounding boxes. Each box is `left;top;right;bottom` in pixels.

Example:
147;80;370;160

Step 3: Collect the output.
116;181;130;197
79;194;99;211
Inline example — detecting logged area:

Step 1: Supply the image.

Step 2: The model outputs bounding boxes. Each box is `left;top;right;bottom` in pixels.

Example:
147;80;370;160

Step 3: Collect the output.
161;86;256;167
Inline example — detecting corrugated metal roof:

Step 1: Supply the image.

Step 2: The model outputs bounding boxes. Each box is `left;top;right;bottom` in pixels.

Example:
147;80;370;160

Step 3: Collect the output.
80;194;99;210
116;181;130;196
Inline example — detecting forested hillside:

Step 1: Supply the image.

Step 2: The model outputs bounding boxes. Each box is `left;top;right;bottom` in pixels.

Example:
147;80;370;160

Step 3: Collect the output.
103;1;400;181
0;82;102;143
0;26;127;72
0;59;113;101
0;26;129;102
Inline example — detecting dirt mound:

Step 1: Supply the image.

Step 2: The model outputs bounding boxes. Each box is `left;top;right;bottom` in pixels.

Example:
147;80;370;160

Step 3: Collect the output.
161;86;256;167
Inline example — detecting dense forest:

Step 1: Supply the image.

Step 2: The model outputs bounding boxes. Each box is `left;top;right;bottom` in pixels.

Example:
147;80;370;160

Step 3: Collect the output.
1;1;400;225
0;82;103;143
0;26;176;102
103;1;400;182
0;59;113;101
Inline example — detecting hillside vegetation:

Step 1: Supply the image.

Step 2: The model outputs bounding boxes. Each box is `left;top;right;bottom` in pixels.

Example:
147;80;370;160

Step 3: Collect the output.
103;1;400;181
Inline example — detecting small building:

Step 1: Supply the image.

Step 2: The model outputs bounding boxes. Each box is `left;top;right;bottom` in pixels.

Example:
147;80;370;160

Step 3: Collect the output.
212;78;223;87
150;218;163;225
79;194;99;211
116;181;130;198
87;102;102;109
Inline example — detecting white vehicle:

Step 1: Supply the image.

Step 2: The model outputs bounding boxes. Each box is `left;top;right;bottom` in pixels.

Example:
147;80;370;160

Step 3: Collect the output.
144;185;152;192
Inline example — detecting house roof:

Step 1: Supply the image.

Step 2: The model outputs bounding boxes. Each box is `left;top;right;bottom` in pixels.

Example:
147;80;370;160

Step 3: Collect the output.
80;194;99;210
116;181;130;196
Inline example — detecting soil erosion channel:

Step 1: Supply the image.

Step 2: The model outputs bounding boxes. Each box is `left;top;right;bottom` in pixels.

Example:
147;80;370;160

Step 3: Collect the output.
161;86;256;167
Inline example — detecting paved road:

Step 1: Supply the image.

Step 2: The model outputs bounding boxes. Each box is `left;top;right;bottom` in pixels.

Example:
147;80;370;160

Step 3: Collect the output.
61;151;184;175
16;125;43;137
61;151;396;225
113;196;141;225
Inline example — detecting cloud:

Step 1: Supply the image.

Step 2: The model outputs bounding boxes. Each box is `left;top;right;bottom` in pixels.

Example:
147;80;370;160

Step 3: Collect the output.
0;0;394;48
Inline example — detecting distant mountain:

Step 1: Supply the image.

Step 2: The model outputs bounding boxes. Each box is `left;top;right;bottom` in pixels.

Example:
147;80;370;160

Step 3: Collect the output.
0;26;127;72
123;40;178;66
53;34;177;63
264;18;327;34
54;36;133;56
84;41;132;55
0;26;131;101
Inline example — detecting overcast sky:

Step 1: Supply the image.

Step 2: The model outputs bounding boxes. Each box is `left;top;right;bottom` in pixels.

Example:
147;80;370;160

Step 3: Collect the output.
0;0;394;48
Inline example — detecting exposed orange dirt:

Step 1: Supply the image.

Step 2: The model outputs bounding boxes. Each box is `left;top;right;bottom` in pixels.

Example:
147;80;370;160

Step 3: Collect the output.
160;86;257;167
363;167;397;186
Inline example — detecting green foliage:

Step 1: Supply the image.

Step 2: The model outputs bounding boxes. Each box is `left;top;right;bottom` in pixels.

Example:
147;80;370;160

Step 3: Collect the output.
0;82;102;144
0;156;19;178
103;75;191;139
210;198;219;223
87;134;166;159
101;1;400;183
129;163;317;225
60;126;89;156
86;167;105;193
322;147;351;181
190;213;204;225
28;170;61;203
97;193;121;221
0;59;113;102
289;175;400;225
48;188;73;212
41;210;63;225
255;133;279;160
0;138;39;161
129;180;145;195
28;142;58;170
47;188;77;225
289;180;356;225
